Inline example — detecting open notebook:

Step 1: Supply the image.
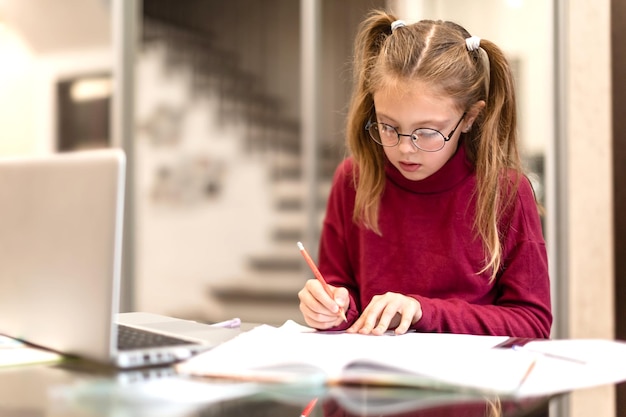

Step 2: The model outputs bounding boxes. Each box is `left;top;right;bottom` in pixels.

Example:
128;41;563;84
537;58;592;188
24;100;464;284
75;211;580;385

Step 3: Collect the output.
176;324;532;394
177;322;626;397
0;149;238;368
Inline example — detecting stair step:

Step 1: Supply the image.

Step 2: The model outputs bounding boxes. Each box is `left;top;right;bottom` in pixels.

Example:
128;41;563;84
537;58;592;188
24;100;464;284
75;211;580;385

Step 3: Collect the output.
209;272;305;301
248;254;303;272
275;196;303;211
269;157;342;181
272;179;332;201
272;227;304;242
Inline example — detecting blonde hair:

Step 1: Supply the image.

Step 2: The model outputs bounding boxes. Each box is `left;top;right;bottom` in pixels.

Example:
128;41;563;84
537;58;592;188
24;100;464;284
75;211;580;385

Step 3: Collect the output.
346;10;531;282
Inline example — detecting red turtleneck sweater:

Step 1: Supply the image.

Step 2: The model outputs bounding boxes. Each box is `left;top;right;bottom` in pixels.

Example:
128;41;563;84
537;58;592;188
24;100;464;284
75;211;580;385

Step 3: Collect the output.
318;146;552;338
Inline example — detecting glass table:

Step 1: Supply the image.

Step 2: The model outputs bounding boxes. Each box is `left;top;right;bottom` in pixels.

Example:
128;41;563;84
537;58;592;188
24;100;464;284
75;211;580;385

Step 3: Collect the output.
0;360;553;417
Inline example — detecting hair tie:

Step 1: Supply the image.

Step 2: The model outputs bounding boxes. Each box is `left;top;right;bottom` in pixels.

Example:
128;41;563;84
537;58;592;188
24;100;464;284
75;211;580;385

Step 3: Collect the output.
391;20;406;33
465;35;490;97
465;36;481;52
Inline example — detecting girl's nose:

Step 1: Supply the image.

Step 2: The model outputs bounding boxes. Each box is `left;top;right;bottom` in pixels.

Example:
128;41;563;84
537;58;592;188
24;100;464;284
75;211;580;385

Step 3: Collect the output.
397;135;417;153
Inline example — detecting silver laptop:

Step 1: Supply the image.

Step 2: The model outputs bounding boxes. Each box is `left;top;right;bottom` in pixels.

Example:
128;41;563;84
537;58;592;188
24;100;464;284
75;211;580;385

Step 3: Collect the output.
0;148;238;368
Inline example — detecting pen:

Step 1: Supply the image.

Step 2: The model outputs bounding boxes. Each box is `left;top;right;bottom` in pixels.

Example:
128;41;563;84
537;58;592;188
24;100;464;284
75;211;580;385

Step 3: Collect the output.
297;241;347;322
300;397;318;417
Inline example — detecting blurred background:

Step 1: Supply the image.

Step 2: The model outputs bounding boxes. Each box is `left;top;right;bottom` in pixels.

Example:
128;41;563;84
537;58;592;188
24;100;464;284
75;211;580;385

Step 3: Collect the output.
0;0;622;415
0;0;555;325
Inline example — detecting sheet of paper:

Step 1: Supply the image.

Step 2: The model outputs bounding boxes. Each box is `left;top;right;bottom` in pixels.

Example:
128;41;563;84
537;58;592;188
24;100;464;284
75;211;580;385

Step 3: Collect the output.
516;339;626;397
176;325;531;393
0;335;62;367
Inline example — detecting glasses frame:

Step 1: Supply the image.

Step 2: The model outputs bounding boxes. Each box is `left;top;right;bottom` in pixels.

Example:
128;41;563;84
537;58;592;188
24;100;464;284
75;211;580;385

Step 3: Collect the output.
365;112;467;152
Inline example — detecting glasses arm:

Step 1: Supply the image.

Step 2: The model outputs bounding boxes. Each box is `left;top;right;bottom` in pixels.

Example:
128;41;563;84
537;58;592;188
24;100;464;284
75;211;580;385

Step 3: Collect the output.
445;112;467;141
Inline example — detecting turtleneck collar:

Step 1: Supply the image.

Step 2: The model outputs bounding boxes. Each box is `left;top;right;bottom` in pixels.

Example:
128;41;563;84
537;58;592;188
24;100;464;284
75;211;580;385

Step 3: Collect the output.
384;144;474;194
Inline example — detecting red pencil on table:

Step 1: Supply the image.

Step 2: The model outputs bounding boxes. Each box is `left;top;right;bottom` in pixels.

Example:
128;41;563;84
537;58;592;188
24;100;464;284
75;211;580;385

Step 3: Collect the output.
300;397;318;417
297;241;347;322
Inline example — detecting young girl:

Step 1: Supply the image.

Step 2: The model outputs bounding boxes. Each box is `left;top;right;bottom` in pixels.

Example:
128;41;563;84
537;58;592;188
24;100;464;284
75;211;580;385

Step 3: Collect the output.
297;10;552;338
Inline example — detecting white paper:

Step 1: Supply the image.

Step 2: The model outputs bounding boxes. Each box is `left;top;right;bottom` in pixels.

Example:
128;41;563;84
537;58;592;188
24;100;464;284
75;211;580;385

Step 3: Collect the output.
0;335;62;367
176;326;533;394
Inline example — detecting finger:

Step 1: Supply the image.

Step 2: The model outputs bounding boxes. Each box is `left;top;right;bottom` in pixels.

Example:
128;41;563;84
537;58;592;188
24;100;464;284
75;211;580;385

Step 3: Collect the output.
306;279;342;314
298;285;339;328
346;314;365;333
393;297;421;335
346;297;375;333
393;311;415;335
331;287;349;322
371;303;401;335
299;301;340;329
299;289;338;320
332;287;349;311
299;283;348;329
300;280;334;313
356;300;387;335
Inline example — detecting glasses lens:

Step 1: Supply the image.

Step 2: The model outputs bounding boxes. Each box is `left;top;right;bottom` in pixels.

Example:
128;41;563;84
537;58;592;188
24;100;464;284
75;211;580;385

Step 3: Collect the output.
368;123;398;146
412;129;445;152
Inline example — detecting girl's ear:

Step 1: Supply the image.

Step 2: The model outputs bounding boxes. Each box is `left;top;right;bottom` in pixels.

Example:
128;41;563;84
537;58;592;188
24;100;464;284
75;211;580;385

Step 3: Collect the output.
462;100;486;132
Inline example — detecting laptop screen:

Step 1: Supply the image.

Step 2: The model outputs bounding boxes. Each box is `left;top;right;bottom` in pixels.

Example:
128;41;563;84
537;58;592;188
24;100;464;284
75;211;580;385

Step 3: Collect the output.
0;149;126;362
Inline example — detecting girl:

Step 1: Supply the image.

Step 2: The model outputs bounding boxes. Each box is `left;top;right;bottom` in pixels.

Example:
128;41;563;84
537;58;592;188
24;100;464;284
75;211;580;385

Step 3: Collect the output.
297;10;552;338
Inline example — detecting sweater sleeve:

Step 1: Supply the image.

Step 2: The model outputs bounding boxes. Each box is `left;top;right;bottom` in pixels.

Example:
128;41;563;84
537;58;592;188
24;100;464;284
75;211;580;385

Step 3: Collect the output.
412;176;552;338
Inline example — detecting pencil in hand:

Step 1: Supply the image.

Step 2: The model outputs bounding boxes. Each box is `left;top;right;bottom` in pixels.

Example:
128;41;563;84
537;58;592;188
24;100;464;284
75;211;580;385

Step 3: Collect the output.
297;242;348;322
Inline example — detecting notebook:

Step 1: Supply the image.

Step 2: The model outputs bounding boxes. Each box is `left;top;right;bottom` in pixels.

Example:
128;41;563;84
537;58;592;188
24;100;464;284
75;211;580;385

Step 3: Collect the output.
0;148;238;368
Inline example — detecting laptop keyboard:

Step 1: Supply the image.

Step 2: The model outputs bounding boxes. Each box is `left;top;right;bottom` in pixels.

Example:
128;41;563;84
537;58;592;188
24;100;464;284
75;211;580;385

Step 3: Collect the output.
117;325;194;350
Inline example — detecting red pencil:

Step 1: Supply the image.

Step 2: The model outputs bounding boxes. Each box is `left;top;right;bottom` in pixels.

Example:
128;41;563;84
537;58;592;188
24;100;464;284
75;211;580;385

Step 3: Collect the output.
297;242;347;322
300;398;318;417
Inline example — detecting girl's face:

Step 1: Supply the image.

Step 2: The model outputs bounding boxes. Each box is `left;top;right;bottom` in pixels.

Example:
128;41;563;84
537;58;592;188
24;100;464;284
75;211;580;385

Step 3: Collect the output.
372;81;470;181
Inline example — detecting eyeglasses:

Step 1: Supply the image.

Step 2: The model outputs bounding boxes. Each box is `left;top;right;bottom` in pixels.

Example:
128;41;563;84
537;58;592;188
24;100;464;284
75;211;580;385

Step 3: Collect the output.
365;112;466;152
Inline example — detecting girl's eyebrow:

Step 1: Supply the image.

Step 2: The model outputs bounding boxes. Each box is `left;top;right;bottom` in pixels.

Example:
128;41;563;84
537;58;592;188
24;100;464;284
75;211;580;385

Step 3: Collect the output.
375;112;449;127
374;113;396;124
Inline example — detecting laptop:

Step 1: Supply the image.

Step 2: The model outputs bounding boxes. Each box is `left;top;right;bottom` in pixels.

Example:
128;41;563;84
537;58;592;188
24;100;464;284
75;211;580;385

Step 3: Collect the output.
0;148;239;368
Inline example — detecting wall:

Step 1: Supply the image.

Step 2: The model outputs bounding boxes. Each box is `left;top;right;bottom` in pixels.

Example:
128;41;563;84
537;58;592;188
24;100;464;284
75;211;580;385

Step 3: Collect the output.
0;28;37;155
133;43;275;318
560;0;614;416
0;0;111;157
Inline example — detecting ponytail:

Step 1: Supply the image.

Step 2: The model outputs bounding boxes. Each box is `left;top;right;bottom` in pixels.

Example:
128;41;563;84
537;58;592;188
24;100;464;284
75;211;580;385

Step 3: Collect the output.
347;10;398;233
468;39;523;281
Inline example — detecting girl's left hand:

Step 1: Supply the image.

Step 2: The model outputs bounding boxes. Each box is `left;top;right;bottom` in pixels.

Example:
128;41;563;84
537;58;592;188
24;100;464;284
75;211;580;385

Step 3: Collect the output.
347;292;422;335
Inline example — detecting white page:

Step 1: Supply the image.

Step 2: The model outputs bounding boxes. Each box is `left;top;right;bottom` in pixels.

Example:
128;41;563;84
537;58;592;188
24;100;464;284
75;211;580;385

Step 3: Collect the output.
177;325;626;397
516;339;626;397
0;335;62;367
177;326;532;393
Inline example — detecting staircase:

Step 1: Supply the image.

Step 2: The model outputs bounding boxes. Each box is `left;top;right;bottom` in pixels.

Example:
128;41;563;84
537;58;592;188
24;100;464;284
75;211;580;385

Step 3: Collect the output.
139;11;340;325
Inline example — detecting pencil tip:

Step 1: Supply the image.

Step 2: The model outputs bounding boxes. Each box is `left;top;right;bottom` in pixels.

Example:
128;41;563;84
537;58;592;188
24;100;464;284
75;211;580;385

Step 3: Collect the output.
340;309;348;322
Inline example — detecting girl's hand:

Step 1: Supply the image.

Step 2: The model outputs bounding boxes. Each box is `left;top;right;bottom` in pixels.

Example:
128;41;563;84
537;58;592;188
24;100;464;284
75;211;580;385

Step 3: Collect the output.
298;279;349;329
347;292;422;335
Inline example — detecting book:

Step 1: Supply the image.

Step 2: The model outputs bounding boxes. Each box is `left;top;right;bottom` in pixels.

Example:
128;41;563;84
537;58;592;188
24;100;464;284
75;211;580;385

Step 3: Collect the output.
176;324;535;395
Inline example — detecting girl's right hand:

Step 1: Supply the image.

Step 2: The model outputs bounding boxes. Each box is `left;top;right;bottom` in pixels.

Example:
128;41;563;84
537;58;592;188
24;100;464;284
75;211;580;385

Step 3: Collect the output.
298;279;349;329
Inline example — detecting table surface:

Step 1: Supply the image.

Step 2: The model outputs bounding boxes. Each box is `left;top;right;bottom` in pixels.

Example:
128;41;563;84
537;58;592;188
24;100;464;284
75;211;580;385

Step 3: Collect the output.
0;359;553;417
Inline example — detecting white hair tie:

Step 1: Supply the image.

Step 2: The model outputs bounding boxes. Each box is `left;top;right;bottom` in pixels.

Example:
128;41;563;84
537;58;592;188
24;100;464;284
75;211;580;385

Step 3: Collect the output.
465;36;481;52
391;20;406;32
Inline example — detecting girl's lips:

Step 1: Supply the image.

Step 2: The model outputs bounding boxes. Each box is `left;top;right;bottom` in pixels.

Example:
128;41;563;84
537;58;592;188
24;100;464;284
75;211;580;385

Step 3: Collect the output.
398;161;421;172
